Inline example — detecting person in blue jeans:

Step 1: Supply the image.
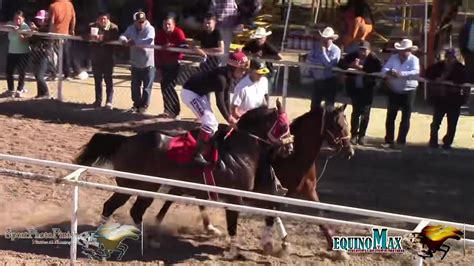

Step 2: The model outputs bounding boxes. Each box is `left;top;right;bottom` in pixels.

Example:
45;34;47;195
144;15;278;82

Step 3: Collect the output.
30;10;52;99
119;11;156;114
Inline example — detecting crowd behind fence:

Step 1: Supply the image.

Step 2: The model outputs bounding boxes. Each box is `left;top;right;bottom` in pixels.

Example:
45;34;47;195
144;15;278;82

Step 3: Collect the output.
1;27;472;99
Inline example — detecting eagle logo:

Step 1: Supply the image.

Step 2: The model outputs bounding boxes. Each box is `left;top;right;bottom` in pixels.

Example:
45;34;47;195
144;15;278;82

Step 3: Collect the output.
77;223;141;261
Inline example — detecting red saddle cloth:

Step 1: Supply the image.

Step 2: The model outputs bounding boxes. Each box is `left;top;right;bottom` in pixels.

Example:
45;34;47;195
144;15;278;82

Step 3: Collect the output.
166;132;219;200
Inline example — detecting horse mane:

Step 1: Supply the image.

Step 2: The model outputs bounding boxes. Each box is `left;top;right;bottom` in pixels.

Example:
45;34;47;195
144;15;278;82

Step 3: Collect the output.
290;107;323;132
237;106;274;130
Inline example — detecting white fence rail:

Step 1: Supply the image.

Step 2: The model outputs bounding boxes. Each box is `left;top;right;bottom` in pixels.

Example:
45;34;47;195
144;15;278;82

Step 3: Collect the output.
0;153;473;264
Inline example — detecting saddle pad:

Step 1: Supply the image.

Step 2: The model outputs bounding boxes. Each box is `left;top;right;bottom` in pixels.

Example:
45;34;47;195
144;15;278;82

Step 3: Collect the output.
166;132;197;164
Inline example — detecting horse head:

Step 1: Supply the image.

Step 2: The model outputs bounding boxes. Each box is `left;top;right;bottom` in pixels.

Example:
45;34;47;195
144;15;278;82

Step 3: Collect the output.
323;104;354;159
236;98;294;157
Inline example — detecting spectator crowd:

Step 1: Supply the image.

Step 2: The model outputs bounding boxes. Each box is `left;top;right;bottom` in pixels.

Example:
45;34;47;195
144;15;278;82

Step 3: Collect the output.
0;0;472;153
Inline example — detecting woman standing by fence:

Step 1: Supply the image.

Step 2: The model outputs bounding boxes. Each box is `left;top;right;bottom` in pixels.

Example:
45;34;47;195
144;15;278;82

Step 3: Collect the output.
1;10;30;98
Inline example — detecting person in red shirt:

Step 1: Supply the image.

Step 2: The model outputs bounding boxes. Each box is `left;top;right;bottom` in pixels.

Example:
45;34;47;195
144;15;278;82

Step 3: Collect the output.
155;14;186;119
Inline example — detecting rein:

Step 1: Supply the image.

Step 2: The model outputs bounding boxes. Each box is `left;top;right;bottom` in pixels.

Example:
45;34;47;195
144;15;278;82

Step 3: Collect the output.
224;127;294;146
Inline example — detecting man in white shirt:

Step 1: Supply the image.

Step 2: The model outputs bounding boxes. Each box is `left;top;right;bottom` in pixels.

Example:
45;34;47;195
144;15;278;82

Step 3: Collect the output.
231;58;269;119
231;58;288;196
381;39;420;148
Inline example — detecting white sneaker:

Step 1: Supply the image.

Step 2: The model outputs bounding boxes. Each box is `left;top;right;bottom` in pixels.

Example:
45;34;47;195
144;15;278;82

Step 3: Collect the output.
75;71;89;80
13;91;22;98
105;102;113;110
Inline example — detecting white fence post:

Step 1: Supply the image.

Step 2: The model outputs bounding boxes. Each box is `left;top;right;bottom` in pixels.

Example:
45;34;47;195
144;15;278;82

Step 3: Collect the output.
70;173;79;263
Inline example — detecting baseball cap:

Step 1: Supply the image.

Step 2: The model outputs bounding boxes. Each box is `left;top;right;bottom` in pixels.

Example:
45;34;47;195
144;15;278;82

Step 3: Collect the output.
35;10;48;20
227;51;250;68
358;40;370;50
133;11;146;22
250;58;270;75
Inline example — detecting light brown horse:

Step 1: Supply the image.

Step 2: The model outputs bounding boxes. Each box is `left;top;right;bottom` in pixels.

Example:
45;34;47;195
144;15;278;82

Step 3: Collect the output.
152;104;354;254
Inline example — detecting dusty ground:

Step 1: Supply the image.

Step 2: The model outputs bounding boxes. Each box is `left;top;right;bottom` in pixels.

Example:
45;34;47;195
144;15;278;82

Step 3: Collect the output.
0;71;472;265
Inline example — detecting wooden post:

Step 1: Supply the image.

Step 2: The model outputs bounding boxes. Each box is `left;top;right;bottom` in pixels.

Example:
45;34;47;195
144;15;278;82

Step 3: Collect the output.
428;0;440;66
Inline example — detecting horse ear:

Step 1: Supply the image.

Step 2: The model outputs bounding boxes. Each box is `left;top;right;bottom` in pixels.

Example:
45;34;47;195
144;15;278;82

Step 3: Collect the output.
276;98;282;112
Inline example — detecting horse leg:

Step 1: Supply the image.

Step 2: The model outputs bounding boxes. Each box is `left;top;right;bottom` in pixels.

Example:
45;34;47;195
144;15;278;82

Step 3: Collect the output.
225;209;240;258
199;205;222;236
156;200;173;225
304;164;336;250
261;216;275;255
130;196;154;226
100;192;132;225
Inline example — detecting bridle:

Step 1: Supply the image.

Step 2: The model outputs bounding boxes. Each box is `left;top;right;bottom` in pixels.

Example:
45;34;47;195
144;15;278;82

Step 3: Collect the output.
320;108;350;151
317;107;351;184
224;112;294;147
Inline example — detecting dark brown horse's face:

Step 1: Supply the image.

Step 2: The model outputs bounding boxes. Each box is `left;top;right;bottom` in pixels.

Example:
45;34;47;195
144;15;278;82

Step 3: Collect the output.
266;99;294;157
324;104;354;159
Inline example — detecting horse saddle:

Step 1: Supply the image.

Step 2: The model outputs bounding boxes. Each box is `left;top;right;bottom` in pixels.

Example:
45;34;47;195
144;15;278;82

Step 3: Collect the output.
157;126;228;165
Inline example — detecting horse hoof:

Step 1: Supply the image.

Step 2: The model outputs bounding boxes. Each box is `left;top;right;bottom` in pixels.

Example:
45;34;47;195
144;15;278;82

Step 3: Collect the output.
205;224;223;237
99;215;109;226
262;241;274;255
277;242;291;258
336;250;350;261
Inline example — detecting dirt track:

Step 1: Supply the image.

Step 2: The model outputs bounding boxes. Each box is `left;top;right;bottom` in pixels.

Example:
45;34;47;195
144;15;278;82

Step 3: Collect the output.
0;75;472;265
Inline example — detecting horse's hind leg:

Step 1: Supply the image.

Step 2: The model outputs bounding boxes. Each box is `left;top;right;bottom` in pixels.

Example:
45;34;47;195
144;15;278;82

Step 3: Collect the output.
199;205;222;236
156;200;173;225
101;192;131;224
130;196;154;226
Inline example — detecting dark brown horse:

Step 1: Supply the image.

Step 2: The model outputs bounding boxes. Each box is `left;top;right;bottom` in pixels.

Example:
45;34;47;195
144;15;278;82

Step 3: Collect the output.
74;101;293;255
152;104;354;255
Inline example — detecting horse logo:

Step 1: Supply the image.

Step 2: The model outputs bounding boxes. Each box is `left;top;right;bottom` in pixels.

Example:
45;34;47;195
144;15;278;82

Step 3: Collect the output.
77;223;141;261
402;225;463;260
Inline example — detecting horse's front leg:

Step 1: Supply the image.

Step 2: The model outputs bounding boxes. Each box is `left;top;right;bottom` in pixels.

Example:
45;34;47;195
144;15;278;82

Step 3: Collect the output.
100;192;132;225
199;205;223;236
305;164;335;249
261;215;290;257
225;209;240;258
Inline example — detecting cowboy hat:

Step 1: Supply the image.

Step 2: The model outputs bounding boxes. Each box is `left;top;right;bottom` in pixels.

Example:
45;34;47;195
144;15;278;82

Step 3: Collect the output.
394;39;418;51
319;27;339;40
250;27;272;39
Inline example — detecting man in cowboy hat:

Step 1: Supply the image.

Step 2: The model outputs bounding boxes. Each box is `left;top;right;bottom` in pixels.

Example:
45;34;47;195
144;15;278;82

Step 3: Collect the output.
382;38;420;148
243;27;282;61
307;26;341;108
243;27;282;93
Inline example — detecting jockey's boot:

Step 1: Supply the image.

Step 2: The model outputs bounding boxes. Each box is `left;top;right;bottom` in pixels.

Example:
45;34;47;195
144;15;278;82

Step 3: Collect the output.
193;130;212;166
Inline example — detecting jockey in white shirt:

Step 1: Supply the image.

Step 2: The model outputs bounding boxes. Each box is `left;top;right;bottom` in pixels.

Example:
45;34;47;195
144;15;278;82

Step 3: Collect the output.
231;58;288;195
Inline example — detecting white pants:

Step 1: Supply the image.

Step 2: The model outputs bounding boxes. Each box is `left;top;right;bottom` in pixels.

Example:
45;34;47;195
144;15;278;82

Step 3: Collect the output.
181;89;219;134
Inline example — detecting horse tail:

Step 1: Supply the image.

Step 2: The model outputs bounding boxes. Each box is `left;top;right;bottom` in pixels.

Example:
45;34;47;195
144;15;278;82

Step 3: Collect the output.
74;133;128;167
